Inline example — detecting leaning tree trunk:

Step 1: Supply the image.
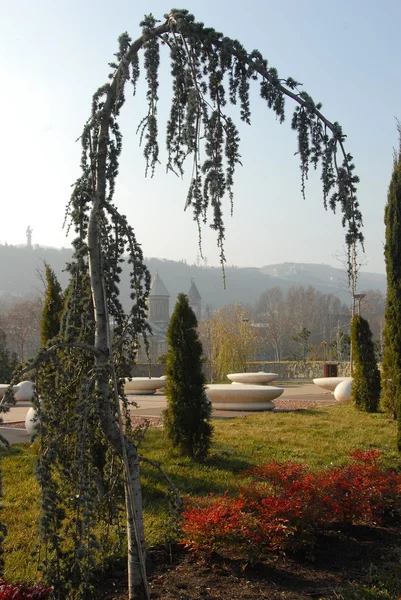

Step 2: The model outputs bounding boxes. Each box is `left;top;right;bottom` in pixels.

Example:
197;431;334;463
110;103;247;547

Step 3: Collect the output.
87;201;149;599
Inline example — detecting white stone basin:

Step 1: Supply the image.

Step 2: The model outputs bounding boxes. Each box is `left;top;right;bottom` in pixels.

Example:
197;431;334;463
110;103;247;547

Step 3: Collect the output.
206;383;283;411
227;372;279;385
25;406;39;436
313;377;351;393
0;384;20;399
124;377;167;395
157;375;167;391
334;378;353;402
0;381;34;401
15;381;35;401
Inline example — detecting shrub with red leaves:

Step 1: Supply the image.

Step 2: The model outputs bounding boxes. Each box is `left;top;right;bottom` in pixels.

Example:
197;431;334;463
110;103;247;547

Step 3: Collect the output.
181;449;401;561
0;579;53;599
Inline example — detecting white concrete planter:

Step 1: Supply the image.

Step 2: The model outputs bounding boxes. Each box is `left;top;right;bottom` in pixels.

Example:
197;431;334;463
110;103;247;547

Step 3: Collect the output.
0;384;20;399
227;372;278;385
206;383;283;411
334;378;353;402
124;377;167;395
25;406;40;436
15;381;35;401
313;377;351;393
0;381;34;401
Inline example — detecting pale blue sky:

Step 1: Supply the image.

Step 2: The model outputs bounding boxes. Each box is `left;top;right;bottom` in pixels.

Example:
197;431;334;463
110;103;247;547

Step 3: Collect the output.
0;0;400;274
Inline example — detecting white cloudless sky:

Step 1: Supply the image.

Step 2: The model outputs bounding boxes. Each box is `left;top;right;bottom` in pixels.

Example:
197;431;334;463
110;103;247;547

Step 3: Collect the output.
0;0;400;274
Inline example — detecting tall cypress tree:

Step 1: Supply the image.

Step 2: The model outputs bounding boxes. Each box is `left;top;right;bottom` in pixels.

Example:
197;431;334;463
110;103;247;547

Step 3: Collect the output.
164;293;212;459
0;331;16;382
350;314;381;412
41;263;64;346
382;127;401;446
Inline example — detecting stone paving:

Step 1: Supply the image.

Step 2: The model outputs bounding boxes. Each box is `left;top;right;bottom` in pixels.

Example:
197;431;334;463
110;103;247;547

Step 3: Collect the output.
0;383;336;444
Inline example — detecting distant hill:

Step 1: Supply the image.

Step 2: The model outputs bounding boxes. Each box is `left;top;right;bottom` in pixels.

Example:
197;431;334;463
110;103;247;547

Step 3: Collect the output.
0;245;386;313
260;262;386;299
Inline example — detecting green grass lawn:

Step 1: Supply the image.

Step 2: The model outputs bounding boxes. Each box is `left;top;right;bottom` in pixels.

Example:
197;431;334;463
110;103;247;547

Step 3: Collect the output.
1;403;401;592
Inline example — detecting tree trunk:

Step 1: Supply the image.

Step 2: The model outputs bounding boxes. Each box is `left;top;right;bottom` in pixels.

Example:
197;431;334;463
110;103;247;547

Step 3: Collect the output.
87;201;148;599
124;447;148;599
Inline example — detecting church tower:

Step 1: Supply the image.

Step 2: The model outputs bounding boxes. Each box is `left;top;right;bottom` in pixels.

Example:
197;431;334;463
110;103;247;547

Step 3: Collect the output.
188;278;202;321
147;272;170;326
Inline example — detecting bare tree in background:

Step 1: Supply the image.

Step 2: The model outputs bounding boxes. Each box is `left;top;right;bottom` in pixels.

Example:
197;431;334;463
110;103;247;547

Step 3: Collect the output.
255;287;287;361
4;298;42;361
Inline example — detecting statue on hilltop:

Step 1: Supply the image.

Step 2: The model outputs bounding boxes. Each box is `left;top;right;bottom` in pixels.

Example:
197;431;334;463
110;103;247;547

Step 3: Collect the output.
26;226;33;248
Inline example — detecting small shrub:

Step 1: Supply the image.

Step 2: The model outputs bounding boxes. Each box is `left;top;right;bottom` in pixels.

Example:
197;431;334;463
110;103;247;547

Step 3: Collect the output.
181;450;401;561
0;579;53;599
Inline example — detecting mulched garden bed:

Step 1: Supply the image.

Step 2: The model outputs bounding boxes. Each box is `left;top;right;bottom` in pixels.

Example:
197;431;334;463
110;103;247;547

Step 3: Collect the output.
99;521;401;599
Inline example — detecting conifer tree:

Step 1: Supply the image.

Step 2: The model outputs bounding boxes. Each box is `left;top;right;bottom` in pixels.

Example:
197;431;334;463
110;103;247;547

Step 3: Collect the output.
382;126;401;445
350;314;381;412
41;264;64;346
164;294;212;459
0;331;16;382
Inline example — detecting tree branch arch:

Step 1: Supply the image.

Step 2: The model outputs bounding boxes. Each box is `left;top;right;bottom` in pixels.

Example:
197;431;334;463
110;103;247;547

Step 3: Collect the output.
35;9;364;600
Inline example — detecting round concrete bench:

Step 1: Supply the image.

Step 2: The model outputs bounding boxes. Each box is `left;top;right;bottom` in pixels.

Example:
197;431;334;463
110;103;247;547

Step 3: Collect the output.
334;378;353;402
25;406;39;436
124;377;166;395
227;372;279;385
206;383;283;411
0;384;19;399
312;377;351;393
0;381;34;401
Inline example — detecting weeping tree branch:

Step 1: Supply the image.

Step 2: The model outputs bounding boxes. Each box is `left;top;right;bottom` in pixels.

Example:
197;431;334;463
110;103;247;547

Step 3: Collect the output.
41;8;364;600
139;456;183;509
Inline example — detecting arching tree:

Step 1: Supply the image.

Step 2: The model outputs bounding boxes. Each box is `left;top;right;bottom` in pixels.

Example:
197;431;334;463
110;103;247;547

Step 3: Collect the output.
350;314;381;412
382;125;401;442
4;10;363;599
164;293;212;458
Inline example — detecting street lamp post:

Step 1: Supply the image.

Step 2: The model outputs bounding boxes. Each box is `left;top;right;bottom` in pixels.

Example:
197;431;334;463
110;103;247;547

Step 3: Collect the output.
354;293;366;315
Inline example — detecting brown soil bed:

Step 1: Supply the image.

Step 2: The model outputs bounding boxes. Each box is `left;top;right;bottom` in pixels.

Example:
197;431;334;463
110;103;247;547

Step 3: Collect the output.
99;521;401;599
0;421;26;429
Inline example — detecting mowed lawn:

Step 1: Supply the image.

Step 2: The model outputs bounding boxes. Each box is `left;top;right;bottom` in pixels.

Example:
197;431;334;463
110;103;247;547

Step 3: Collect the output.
1;402;401;583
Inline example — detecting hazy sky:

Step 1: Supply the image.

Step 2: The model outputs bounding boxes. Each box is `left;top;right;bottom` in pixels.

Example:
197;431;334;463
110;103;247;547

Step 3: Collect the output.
1;0;400;274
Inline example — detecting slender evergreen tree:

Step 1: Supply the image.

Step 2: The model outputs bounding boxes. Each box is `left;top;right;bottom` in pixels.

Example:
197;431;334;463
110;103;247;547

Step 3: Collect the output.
351;314;381;412
41;264;64;346
382;126;401;446
164;294;212;459
0;331;17;382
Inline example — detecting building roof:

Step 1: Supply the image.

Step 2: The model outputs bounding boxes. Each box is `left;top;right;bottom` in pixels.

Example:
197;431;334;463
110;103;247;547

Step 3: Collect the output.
188;278;202;301
149;272;170;297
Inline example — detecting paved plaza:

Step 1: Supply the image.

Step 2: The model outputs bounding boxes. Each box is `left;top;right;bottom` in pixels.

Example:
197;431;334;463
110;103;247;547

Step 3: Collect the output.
0;383;336;444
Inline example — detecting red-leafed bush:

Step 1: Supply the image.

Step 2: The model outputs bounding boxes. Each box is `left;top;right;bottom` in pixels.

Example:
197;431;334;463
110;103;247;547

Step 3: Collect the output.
0;579;53;599
181;450;401;561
